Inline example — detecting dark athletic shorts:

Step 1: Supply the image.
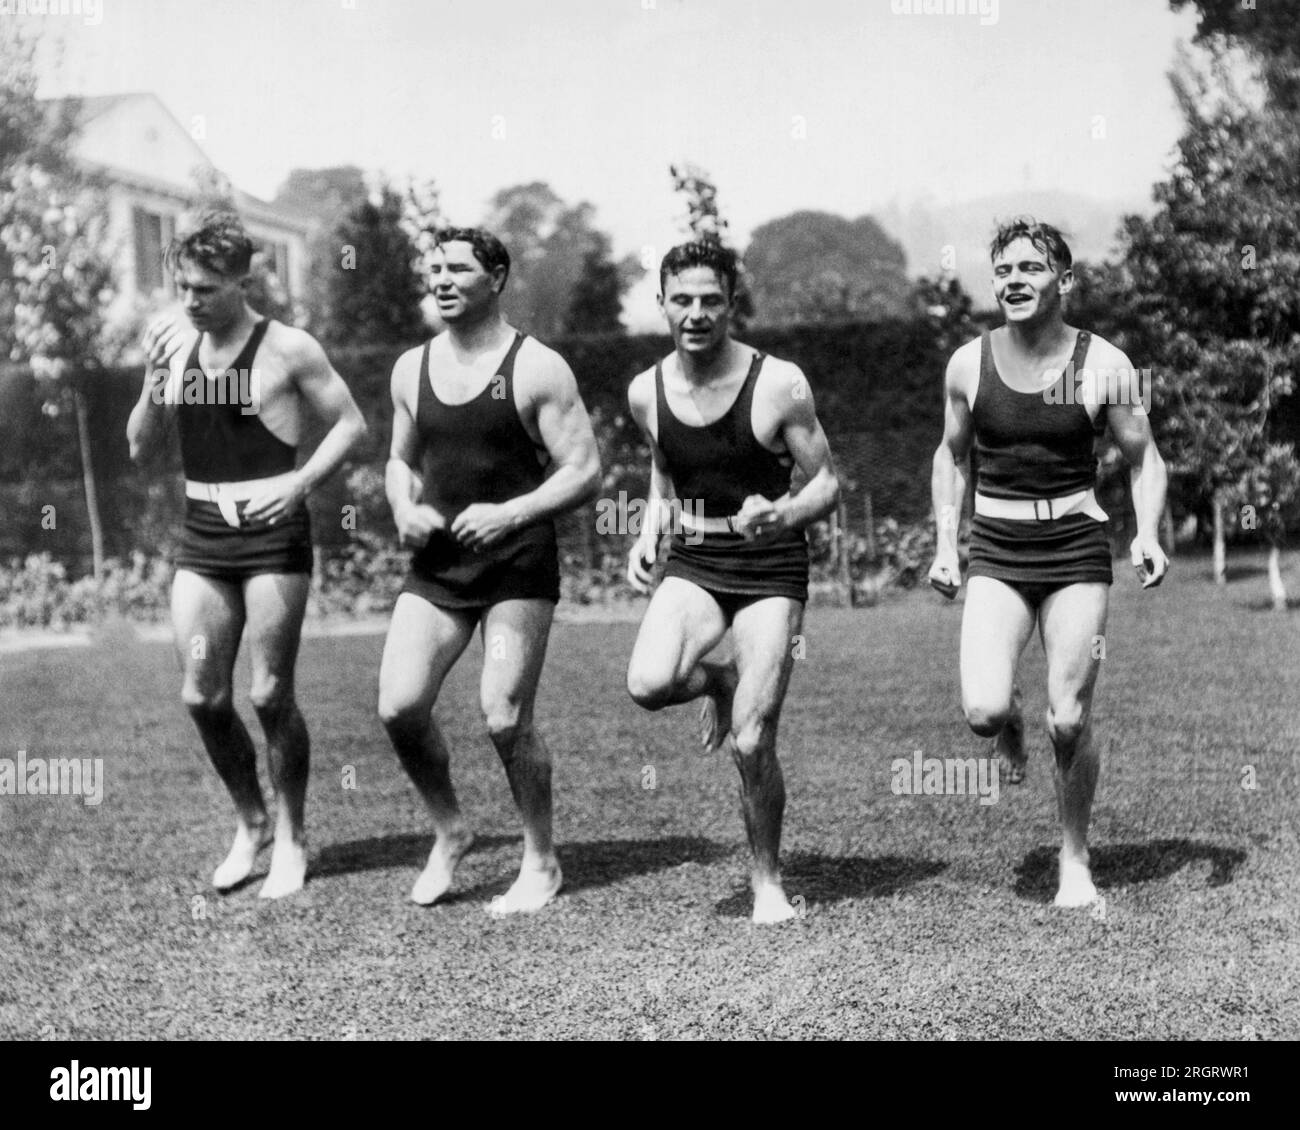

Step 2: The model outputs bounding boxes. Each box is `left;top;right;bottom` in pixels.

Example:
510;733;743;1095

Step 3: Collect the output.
661;528;809;619
403;523;560;612
174;499;313;579
967;513;1113;610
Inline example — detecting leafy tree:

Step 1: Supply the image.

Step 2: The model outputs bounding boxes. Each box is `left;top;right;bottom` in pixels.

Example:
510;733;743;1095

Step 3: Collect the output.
1080;13;1300;605
273;165;369;332
315;184;427;346
1;28;114;577
483;183;625;340
743;210;912;326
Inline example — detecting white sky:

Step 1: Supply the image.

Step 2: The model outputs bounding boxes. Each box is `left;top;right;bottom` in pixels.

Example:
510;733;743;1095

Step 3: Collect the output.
33;0;1200;254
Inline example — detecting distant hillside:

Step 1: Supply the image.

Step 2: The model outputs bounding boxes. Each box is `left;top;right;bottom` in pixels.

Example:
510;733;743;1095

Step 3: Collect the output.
877;191;1155;310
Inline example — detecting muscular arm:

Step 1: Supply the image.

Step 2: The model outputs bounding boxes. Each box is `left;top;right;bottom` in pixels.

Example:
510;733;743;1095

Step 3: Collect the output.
928;346;975;592
385;350;423;521
1103;350;1169;587
126;315;194;464
505;351;602;527
286;332;368;495
770;370;839;532
450;347;601;550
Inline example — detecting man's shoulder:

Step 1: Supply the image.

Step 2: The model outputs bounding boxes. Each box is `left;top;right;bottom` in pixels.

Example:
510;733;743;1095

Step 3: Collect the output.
1079;329;1130;368
262;320;331;370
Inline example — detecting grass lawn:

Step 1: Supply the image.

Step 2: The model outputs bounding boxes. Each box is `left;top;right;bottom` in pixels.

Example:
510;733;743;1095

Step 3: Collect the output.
1;554;1297;1040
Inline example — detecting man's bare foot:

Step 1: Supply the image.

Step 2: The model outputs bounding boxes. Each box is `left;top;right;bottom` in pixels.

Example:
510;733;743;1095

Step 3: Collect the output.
994;710;1027;785
487;857;562;915
699;667;737;752
1054;852;1098;908
212;822;271;892
411;828;475;906
258;837;308;899
752;882;799;925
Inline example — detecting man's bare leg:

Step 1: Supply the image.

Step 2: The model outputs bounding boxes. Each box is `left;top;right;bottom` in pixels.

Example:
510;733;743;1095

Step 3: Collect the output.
479;599;563;914
627;578;732;732
728;596;803;925
378;593;477;905
244;572;312;899
960;577;1036;776
996;683;1028;784
171;570;272;891
1039;583;1108;908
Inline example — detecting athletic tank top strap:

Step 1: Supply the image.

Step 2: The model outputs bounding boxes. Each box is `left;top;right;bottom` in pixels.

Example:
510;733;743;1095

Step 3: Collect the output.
654;351;794;518
972;328;1100;501
414;331;549;521
178;318;295;483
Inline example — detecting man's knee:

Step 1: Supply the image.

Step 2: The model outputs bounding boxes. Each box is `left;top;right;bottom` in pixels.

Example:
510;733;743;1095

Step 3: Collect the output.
377;688;427;734
626;664;673;711
249;674;294;715
483;697;531;749
730;710;777;765
963;698;1014;738
1047;699;1089;748
181;682;233;722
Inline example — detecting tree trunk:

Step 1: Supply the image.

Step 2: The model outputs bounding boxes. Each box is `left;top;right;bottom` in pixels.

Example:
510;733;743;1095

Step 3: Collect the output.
1212;493;1226;585
1267;543;1287;611
836;500;852;589
73;386;105;580
863;491;877;563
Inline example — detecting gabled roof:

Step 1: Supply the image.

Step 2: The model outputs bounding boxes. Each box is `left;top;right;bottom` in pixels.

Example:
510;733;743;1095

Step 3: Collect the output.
38;92;315;235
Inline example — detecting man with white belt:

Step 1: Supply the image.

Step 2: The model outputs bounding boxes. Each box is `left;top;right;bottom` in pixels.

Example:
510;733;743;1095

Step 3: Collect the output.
928;217;1168;908
127;208;367;899
625;241;840;925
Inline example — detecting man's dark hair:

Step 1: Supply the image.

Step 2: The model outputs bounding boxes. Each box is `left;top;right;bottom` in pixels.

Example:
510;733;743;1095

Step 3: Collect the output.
435;227;511;287
164;208;255;278
659;241;739;296
989;217;1073;272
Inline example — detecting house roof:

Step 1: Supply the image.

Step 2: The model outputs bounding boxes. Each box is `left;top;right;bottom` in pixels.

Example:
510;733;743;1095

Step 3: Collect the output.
39;92;315;236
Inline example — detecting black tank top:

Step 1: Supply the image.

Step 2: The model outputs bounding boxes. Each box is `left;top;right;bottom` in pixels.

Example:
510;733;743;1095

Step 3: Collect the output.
654;352;793;518
971;329;1102;500
178;319;295;482
414;331;550;522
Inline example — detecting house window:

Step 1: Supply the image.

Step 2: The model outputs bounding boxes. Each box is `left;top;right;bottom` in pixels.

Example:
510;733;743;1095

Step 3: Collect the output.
267;240;291;293
133;207;176;294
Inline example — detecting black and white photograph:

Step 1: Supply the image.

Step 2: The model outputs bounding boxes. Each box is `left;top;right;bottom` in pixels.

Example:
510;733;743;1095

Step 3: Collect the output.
1;0;1296;1078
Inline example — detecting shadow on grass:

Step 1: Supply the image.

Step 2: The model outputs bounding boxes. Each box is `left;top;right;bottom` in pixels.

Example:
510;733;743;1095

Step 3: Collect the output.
432;836;733;904
312;832;518;878
713;853;948;918
1013;838;1248;902
1237;597;1300;613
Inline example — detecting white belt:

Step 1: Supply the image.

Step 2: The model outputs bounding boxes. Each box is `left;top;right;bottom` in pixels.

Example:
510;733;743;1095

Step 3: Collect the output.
679;510;737;535
974;488;1109;523
186;477;277;528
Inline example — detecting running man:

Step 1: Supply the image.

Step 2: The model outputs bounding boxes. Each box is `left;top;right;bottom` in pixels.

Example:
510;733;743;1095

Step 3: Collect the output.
127;208;368;898
929;217;1168;907
378;227;601;913
625;241;840;925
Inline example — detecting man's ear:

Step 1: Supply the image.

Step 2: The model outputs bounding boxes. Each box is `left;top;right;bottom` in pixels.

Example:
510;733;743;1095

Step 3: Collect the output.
1058;268;1075;296
491;266;508;295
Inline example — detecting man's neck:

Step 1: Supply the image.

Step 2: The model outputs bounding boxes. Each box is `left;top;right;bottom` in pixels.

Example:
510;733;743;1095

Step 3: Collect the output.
446;311;511;355
1005;314;1070;358
677;338;740;386
203;306;259;352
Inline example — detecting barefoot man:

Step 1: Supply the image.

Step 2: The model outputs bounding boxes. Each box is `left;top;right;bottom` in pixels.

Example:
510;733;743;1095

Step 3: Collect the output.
378;227;601;913
625;241;840;925
127;208;367;898
929;217;1168;907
